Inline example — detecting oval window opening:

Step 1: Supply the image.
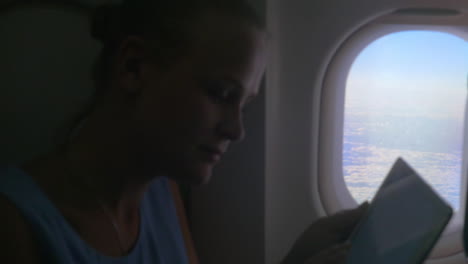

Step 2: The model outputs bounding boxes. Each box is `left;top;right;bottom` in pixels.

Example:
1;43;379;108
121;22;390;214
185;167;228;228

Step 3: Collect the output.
343;30;468;210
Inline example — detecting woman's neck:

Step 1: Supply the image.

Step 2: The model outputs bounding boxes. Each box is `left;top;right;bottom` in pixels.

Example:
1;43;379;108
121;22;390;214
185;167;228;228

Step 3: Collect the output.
19;110;163;256
61;112;160;217
28;111;163;222
22;147;146;257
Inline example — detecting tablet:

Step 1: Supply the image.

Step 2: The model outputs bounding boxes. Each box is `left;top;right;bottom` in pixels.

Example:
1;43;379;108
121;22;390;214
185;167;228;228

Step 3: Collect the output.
346;158;453;264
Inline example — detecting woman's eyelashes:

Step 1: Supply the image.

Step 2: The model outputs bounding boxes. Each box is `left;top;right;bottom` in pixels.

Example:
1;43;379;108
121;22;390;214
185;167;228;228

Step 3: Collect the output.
202;79;254;116
204;81;238;104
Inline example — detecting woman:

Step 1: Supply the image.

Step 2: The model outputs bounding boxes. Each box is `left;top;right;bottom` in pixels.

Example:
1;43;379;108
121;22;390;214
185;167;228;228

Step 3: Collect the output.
0;0;367;263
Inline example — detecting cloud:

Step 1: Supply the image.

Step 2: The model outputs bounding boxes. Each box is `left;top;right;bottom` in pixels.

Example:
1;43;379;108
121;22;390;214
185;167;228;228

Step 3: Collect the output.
344;144;461;209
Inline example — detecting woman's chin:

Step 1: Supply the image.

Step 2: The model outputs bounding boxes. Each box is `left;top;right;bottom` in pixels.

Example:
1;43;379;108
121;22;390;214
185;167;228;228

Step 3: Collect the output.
191;164;214;185
168;162;214;185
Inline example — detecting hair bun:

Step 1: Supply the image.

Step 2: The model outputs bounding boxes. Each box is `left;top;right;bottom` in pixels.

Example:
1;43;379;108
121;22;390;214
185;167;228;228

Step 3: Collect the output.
91;4;121;43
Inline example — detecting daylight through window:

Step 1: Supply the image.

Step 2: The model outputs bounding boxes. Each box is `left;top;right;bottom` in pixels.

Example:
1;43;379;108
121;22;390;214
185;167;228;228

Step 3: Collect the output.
343;30;468;210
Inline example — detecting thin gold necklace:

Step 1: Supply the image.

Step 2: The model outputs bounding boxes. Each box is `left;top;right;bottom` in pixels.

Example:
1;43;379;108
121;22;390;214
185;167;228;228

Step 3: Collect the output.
63;155;127;255
65;118;126;255
96;197;126;255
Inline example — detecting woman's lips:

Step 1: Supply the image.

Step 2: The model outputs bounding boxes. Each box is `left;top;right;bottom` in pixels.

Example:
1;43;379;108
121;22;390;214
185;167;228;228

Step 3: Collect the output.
199;145;224;163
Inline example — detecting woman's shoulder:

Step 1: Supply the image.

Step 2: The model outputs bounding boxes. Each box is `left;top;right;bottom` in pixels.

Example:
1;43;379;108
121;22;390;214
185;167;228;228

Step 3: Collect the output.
0;195;42;263
0;164;51;210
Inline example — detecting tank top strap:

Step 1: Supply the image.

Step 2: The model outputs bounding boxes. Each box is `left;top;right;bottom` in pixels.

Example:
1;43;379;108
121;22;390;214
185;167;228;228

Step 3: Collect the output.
0;166;188;264
0;166;90;263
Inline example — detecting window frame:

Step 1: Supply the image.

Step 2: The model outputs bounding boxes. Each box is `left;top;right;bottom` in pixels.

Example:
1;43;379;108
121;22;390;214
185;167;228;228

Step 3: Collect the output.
317;17;468;261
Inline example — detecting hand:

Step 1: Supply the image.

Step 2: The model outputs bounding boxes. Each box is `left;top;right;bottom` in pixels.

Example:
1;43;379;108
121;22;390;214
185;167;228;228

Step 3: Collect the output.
303;202;369;253
282;202;369;264
304;243;351;264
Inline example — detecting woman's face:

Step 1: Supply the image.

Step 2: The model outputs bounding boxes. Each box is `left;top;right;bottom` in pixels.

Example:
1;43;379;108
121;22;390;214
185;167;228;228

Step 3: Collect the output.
123;12;267;184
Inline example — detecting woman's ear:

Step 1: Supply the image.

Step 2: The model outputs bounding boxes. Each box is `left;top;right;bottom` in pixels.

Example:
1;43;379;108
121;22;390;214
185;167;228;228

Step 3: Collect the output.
114;36;150;95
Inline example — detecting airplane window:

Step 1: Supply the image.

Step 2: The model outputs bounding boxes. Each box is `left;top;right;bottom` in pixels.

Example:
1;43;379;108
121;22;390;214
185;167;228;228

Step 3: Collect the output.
343;31;468;210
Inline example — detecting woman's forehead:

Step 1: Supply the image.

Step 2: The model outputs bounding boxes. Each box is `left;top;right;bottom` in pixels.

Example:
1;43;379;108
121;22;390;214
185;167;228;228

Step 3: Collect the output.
186;14;267;80
190;12;265;57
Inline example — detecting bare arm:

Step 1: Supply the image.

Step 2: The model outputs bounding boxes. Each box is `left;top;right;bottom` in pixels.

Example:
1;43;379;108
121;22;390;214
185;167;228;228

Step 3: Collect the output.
169;180;200;264
0;196;42;264
282;203;368;264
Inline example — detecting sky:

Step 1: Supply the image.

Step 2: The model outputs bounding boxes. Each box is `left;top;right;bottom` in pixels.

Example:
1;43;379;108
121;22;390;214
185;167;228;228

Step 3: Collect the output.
346;30;468;120
343;30;468;209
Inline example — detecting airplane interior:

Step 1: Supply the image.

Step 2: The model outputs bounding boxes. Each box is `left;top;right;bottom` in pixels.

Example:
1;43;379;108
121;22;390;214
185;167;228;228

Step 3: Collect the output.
1;0;468;263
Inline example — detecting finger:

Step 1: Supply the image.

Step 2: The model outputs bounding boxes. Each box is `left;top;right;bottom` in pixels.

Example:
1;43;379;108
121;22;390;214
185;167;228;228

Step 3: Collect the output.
326;242;352;253
304;243;351;264
327;244;351;263
314;243;351;260
329;202;369;232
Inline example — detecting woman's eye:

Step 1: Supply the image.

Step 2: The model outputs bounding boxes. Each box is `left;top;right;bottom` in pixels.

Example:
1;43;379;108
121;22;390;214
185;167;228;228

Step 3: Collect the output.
205;82;236;103
208;87;230;102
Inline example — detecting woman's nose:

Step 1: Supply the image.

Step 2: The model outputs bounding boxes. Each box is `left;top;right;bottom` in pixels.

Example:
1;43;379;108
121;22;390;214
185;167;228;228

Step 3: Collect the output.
217;109;245;142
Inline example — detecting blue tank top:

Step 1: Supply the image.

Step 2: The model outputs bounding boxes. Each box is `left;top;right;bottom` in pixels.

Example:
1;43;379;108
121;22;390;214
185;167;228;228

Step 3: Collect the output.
0;166;189;264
